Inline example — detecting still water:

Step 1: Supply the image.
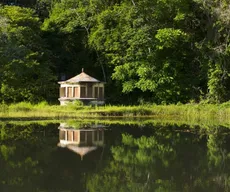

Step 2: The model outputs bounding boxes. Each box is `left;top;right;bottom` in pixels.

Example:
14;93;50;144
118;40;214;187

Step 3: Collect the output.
0;121;230;192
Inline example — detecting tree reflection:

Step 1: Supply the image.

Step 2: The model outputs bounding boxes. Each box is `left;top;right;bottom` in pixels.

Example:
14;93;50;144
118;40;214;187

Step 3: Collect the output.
0;122;105;192
0;123;58;191
86;125;230;192
1;122;230;192
206;126;230;191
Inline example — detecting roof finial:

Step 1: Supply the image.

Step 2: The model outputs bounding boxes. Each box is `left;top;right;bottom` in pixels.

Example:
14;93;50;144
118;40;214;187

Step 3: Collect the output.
82;68;84;72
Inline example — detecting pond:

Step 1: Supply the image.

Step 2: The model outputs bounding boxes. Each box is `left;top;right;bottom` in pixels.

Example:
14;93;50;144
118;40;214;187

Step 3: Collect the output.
0;121;230;192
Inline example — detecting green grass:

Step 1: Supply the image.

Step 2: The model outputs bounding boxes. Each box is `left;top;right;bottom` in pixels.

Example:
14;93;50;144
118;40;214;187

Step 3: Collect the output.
1;101;230;124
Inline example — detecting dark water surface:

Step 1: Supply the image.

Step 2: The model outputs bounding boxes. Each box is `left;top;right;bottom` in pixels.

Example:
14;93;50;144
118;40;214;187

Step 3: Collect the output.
1;121;230;192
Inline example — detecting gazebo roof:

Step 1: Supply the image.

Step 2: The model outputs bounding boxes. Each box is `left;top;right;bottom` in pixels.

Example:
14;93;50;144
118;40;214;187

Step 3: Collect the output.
58;143;98;160
67;145;97;157
58;69;100;84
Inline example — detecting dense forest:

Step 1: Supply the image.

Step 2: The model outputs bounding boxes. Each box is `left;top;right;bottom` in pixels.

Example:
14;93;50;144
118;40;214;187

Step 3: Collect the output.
1;0;230;104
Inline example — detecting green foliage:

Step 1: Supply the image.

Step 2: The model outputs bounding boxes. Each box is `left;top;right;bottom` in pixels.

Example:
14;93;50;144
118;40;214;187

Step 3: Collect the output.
2;0;230;104
0;122;58;190
42;0;102;84
0;102;9;113
87;0;202;103
0;6;56;103
66;100;85;110
1;121;230;191
34;101;49;108
9;102;33;112
155;28;189;50
86;123;230;191
2;102;230;127
194;0;230;103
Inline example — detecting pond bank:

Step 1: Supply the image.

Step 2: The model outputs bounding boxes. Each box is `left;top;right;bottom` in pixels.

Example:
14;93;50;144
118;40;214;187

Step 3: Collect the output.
1;102;230;124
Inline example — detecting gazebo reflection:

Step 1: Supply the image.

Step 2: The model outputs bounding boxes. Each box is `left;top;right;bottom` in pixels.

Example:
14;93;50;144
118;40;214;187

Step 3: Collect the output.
57;123;105;160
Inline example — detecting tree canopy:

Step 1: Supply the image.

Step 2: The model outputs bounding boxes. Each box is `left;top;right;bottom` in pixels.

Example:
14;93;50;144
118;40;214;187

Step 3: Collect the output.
1;0;230;104
0;5;56;103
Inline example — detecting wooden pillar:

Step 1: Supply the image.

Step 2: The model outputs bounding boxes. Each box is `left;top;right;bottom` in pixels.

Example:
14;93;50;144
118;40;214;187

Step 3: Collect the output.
78;130;80;143
65;87;68;98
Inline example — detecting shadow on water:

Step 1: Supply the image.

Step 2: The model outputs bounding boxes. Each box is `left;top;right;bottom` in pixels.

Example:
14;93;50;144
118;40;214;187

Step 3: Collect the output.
0;120;230;191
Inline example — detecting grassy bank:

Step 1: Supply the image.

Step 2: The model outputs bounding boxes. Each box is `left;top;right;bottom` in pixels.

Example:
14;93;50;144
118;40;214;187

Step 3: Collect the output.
1;101;230;123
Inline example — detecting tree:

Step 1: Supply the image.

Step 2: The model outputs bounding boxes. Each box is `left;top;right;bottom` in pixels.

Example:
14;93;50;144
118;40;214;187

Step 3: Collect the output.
194;0;230;103
42;0;105;82
0;6;56;103
87;0;204;103
4;0;230;104
43;0;205;104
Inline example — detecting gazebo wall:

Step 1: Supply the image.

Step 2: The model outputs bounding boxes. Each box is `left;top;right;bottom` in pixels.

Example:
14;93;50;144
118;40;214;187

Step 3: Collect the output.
60;83;80;98
59;82;105;105
92;83;104;99
59;129;104;146
60;83;104;99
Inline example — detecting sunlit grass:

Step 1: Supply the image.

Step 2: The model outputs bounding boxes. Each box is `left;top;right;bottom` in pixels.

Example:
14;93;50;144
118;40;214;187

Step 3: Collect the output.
1;101;230;124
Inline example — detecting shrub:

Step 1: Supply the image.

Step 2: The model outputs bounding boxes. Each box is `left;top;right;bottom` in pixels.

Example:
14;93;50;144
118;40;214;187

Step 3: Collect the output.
35;101;49;108
67;100;84;110
9;102;33;112
0;102;9;113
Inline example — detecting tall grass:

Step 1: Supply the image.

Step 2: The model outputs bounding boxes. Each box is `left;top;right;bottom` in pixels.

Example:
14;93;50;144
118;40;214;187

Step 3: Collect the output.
1;101;230;124
9;102;33;112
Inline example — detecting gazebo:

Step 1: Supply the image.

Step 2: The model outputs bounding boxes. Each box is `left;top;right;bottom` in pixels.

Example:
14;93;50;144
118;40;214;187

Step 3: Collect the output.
58;69;105;105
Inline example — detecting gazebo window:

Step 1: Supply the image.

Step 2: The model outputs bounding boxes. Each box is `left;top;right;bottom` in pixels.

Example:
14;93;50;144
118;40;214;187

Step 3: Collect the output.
67;131;73;141
60;87;66;97
67;87;73;98
73;131;78;142
87;85;93;98
80;87;86;98
80;132;85;142
94;87;98;98
73;87;79;98
59;130;65;140
87;132;93;145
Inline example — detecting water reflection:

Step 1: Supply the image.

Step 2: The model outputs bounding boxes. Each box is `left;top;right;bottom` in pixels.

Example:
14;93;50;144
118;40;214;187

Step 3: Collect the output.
1;122;230;192
58;123;105;160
